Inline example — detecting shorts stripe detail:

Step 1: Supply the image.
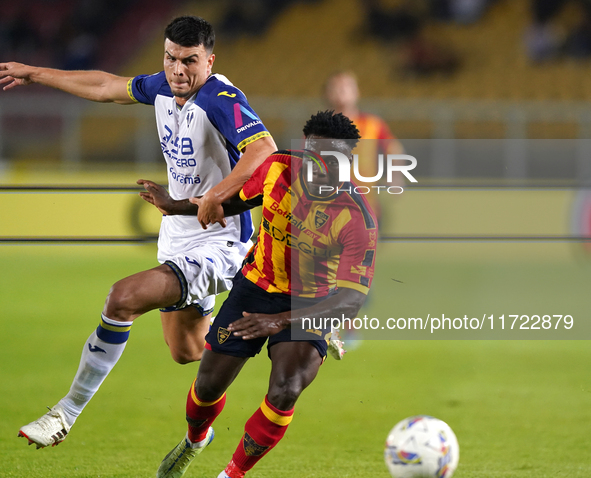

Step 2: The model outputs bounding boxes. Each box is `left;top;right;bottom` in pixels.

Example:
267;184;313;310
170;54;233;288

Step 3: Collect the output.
96;316;131;344
260;398;293;426
190;378;226;406
194;304;215;316
161;303;214;316
237;131;271;152
162;261;189;310
127;78;138;103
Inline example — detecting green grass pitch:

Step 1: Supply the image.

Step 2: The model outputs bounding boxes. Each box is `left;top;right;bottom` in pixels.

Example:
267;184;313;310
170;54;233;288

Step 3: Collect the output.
1;244;590;477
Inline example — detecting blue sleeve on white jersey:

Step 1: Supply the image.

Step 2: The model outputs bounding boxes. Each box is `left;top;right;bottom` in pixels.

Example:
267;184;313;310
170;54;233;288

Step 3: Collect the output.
129;71;171;105
201;82;269;152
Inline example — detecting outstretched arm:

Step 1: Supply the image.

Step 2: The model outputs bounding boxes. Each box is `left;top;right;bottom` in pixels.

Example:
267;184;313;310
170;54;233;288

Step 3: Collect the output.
227;288;367;340
138;179;255;217
0;62;134;104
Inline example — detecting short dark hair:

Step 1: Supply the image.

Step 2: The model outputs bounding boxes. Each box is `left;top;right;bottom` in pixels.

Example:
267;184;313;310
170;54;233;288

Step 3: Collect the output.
164;16;215;53
303;110;361;149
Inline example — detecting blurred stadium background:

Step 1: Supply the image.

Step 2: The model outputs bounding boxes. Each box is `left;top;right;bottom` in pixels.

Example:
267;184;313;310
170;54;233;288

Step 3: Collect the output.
2;1;591;477
2;0;591;244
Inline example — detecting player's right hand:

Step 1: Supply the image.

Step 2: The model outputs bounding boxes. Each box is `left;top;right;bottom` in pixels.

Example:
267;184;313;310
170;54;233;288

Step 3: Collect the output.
0;62;33;91
189;196;227;230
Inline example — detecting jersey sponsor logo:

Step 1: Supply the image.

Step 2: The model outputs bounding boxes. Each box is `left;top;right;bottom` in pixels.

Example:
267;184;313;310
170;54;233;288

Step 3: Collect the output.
162;128;195;155
269;201;305;230
217;327;231;344
169;167;201;185
161;129;201;184
187;111;194;125
175;158;197;167
88;343;107;353
314;210;329;228
236;120;262;134
168;109;173;115
268;201;319;240
233;103;259;129
261;217;334;257
218;91;237;98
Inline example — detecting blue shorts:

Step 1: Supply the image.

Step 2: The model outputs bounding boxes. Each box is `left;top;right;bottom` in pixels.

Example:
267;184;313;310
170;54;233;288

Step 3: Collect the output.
205;272;331;359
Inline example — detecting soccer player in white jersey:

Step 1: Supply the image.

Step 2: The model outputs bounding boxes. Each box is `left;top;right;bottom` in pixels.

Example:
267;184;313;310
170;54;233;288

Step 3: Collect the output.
0;16;278;449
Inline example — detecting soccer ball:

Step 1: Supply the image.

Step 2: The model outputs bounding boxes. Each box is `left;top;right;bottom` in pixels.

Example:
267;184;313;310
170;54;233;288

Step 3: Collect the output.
384;415;459;478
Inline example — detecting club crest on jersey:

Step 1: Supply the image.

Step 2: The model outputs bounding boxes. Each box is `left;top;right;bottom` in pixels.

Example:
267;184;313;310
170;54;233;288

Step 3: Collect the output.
217;327;231;344
314;210;329;229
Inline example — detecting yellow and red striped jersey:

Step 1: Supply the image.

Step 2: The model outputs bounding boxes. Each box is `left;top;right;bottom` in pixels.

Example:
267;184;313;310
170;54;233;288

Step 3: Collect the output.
239;150;378;298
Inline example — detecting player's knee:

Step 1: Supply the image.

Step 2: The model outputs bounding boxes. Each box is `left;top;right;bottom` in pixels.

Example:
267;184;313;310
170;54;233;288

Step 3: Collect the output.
170;348;203;364
104;281;138;321
267;380;303;411
194;377;225;402
167;337;205;364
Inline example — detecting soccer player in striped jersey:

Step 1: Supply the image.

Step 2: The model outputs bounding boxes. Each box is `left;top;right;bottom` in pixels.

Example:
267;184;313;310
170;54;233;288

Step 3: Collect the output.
156;110;377;478
1;16;277;449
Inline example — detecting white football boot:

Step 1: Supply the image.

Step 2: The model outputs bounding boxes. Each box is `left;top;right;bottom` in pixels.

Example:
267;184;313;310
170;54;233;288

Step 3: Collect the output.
327;328;346;360
18;404;71;449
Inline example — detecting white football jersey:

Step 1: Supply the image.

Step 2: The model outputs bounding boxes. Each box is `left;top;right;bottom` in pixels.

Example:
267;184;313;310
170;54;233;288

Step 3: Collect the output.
128;72;270;255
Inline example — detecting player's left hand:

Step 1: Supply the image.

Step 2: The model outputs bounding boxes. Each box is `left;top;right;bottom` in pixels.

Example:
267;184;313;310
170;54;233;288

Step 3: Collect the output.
228;312;285;339
137;179;176;215
190;192;226;230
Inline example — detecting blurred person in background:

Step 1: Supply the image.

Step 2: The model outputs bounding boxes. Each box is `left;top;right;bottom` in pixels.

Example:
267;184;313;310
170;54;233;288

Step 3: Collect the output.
1;15;277;451
323;70;404;228
323;71;402;349
525;0;591;61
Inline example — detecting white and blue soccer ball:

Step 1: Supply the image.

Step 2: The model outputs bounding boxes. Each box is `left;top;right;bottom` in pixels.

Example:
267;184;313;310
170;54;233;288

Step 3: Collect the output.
384;415;459;478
